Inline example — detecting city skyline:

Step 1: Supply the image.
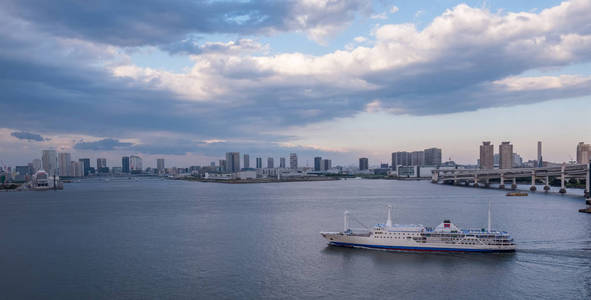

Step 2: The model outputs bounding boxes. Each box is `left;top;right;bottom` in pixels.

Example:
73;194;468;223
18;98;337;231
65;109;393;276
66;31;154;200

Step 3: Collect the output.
1;0;590;167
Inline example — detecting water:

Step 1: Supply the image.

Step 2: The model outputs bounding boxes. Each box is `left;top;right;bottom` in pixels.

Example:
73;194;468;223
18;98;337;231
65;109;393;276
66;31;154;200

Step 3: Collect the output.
1;178;590;299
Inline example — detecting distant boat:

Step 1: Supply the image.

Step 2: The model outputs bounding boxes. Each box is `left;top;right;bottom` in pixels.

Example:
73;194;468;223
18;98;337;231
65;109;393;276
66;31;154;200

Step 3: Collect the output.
506;192;528;197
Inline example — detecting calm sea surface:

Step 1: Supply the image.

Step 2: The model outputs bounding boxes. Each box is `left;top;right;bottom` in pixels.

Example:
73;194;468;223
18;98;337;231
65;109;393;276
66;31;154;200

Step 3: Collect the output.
1;178;590;299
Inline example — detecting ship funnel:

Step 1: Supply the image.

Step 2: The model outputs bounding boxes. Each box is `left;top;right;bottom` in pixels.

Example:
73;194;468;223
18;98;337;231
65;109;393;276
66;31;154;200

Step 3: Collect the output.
344;210;350;232
386;205;393;228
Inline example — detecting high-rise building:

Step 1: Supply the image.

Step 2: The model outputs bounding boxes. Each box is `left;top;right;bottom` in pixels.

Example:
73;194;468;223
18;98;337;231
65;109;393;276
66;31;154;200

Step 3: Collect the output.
267;157;274;169
289;153;298;169
499;141;513;169
314;157;322;171
256;157;262;169
156;158;165;171
225;152;240;173
42;150;57;175
219;159;226;172
424;148;442;166
58;152;71;176
79;158;90;176
70;161;83;177
577;142;591;164
479;141;494;169
391;152;410;170
97;158;107;173
122;156;130;173
537;141;543;167
130;155;143;173
512;153;523;168
411;151;425;166
380;163;389;169
322;159;332;171
32;158;42;171
243;154;250;169
279;157;286;168
359;158;369;170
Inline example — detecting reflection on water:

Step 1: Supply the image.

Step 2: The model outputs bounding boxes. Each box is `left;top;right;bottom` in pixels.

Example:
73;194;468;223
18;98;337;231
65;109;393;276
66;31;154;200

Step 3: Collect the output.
0;178;589;299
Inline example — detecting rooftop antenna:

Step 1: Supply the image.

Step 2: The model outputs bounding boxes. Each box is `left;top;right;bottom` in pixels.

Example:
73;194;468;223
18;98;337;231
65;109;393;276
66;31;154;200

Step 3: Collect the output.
487;199;492;232
386;205;393;228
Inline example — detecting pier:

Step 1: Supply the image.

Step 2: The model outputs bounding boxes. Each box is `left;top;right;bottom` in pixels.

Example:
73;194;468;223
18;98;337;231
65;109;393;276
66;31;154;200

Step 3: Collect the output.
431;162;591;209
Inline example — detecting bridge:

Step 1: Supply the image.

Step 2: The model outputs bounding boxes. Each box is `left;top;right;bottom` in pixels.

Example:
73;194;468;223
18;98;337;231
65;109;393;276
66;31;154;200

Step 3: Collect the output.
431;162;591;203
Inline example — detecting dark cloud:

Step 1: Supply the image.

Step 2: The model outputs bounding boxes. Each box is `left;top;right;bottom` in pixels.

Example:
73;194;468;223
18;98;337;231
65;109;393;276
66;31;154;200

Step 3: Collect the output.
2;0;369;48
74;138;133;151
10;131;44;141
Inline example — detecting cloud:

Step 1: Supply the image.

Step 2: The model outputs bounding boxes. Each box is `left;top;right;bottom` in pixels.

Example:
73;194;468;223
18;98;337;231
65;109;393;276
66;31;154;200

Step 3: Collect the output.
2;0;370;46
74;139;133;151
10;131;44;141
371;12;388;20
390;6;399;14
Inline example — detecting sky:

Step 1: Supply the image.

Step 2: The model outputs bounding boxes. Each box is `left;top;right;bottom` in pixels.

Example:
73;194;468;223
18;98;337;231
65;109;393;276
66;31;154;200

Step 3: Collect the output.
1;0;590;168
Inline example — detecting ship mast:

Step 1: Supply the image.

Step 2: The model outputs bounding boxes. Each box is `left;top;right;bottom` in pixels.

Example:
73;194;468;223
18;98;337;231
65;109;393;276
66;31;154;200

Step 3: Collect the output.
386;205;392;228
344;210;349;232
487;199;492;232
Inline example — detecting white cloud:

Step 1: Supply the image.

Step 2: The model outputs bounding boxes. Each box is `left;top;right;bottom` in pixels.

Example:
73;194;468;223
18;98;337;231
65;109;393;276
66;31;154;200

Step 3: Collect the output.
371;12;388;20
390;6;399;14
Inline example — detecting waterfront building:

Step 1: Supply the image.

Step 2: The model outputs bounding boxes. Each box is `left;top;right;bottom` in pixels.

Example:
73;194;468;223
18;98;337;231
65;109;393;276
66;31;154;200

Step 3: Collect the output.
157;158;165;172
32;158;42;171
58;152;71;176
219;159;226;172
290;153;298;169
537;141;543;167
411;151;425;166
380;163;389;169
512;153;523;168
267;157;274;169
322;159;332;171
97;158;108;173
359;158;369;170
280;157;286;168
122;156;130;173
243;154;250;169
424;148;442;166
256;157;262;169
479;141;494;169
70;161;83;177
577;142;591;164
499;141;513;169
130;155;143;173
225;152;240;173
314;157;322;171
79;158;90;176
42;150;57;175
391;152;410;170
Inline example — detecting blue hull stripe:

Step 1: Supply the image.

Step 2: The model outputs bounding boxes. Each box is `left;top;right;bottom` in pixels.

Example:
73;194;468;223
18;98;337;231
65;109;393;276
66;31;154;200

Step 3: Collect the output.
329;242;515;253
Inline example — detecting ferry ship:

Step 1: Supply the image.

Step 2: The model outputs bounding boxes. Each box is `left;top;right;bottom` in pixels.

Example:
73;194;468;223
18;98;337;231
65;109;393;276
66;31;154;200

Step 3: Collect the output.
321;204;515;252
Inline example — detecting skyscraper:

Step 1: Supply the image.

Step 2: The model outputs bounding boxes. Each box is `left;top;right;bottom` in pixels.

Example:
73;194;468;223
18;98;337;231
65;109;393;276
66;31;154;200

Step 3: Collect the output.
279;157;286;168
289;153;298;169
499;141;513;169
391;152;410;170
79;158;90;176
219;159;226;172
577;142;591;164
225;152;240;172
537;141;543;167
267;157;274;168
479;141;494;169
359;158;369;170
243;154;250;169
424;147;442;166
314;157;322;171
322;159;332;171
42;150;57;175
97;158;107;173
122;156;130;173
32;158;42;171
156;158;165;171
411;151;425;166
58;152;71;176
130;155;143;173
256;157;262;169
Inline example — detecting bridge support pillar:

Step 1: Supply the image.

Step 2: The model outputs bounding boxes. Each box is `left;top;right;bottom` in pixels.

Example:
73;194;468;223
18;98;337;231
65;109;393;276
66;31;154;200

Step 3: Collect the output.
511;177;517;190
473;175;479;188
559;163;566;194
585;160;590;199
485;178;490;188
499;174;505;189
530;170;537;192
544;176;550;192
